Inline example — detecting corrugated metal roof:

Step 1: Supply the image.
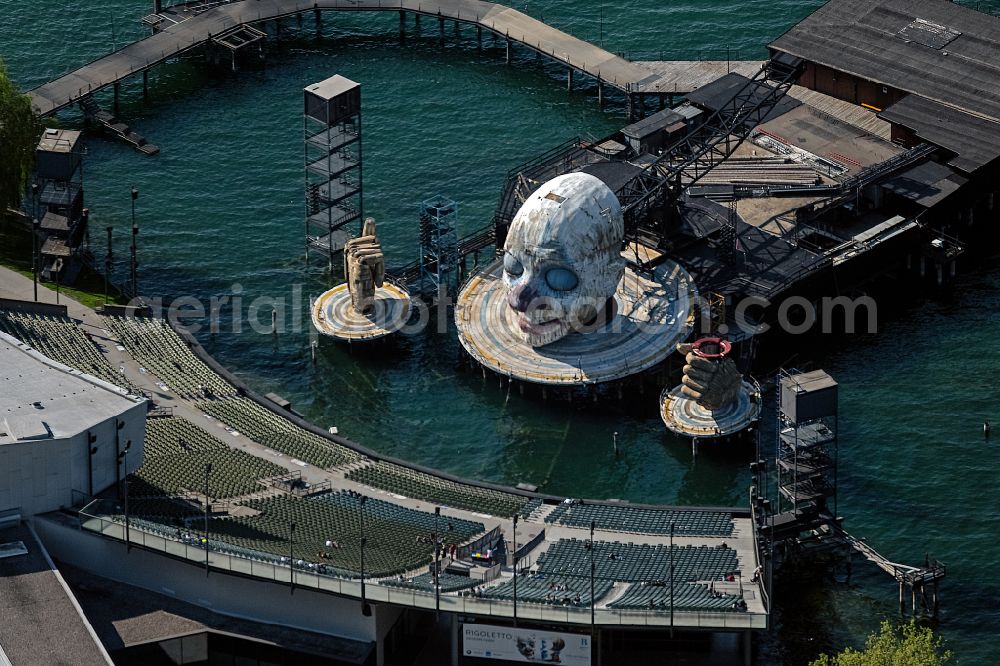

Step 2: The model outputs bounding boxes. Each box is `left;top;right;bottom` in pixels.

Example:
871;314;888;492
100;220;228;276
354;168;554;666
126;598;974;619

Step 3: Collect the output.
879;94;1000;173
770;0;1000;123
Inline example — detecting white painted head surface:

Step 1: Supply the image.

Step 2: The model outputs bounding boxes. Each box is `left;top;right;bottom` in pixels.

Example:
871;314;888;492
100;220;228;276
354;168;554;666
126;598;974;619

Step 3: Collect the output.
502;172;625;347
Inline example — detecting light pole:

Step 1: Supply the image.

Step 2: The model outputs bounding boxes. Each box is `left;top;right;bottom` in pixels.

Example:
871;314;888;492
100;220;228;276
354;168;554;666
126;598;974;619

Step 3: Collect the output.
434;506;441;617
31;183;38;302
32;221;40;302
512;513;519;628
104;226;113;307
360;495;371;616
87;432;98;497
129;188;138;300
204;463;213;576
54;258;62;304
289;520;297;593
117;440;131;552
669;522;675;637
589;519;596;641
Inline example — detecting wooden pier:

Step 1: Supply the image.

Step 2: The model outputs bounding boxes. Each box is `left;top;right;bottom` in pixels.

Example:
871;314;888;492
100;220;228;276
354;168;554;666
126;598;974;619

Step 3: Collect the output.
78;97;159;155
28;0;757;120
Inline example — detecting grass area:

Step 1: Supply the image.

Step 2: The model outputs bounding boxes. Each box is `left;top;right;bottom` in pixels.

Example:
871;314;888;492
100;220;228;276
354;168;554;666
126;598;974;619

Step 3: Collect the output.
0;212;127;310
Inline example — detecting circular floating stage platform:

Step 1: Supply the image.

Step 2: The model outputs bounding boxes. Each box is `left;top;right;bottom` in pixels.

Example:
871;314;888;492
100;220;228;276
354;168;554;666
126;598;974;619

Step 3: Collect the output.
311;283;411;342
660;380;762;439
455;258;697;386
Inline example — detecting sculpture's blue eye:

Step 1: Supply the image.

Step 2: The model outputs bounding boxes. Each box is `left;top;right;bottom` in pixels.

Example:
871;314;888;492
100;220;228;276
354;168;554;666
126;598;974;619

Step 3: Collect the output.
545;267;579;291
504;253;524;277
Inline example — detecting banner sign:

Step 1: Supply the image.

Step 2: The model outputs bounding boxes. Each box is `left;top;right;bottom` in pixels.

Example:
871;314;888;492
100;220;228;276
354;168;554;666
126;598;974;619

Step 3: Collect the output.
462;623;591;664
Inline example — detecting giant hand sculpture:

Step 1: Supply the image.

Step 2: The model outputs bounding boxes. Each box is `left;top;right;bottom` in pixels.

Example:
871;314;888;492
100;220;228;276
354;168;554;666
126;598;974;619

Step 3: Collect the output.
344;217;385;314
502;172;625;347
677;338;742;411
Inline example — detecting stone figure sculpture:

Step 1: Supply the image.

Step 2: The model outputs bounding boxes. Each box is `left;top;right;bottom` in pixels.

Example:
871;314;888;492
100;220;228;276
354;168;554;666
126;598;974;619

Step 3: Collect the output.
677;338;743;410
344;217;385;314
502;172;625;347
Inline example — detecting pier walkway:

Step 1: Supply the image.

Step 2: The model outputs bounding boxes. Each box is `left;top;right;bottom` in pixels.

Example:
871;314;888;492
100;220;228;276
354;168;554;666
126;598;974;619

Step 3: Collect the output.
29;0;658;118
29;0;756;119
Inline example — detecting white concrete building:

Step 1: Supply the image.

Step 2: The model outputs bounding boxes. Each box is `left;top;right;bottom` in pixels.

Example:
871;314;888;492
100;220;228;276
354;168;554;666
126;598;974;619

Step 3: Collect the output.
0;332;146;516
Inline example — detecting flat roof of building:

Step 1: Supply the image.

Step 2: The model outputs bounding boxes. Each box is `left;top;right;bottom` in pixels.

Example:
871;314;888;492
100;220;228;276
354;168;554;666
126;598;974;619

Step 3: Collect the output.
770;0;1000;123
879;94;1000;173
685;72;801;121
781;369;838;393
36;128;81;154
0;523;111;666
304;74;359;101
0;332;143;445
770;0;1000;172
882;160;967;208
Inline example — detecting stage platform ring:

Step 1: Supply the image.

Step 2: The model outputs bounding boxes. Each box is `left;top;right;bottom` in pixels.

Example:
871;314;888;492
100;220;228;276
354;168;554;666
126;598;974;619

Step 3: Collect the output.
312;283;411;342
455;258;697;386
660;380;762;438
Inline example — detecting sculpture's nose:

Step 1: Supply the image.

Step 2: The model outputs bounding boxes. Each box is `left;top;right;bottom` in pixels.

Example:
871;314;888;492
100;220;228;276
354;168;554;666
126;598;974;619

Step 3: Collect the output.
507;283;541;312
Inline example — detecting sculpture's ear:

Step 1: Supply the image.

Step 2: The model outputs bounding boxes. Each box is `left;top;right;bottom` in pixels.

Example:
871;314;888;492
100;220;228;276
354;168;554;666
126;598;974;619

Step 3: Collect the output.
362;217;377;238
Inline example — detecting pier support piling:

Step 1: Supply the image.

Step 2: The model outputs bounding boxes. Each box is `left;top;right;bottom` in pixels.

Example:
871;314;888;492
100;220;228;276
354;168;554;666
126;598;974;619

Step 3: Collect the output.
113;81;120;114
506;38;511;64
936;263;943;286
399;11;406;39
314;8;321;31
477;26;482;49
438;16;445;43
142;70;149;100
597;80;604;107
567;68;573;91
415;13;421;30
899;580;905;615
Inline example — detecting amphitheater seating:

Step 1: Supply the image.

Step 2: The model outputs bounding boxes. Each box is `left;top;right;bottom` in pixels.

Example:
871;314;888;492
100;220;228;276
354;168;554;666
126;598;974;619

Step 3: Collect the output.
608;582;745;612
102;315;235;399
0;309;142;393
544;502;734;537
121;497;203;521
204;492;485;577
384;572;479;593
536;539;739;584
129;417;285;499
478;574;612;607
347;461;529;518
519;497;544;520
197;397;359;469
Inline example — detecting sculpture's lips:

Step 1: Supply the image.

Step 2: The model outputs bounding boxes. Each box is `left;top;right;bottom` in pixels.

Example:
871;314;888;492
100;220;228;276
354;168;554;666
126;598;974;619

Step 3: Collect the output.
516;313;564;335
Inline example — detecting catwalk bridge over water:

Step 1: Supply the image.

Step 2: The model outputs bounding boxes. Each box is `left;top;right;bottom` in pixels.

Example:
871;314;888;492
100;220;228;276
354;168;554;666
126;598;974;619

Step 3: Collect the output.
28;0;755;119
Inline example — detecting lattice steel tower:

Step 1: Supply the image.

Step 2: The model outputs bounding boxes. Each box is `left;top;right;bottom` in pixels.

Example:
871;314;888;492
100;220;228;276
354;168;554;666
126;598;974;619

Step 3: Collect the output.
418;196;459;296
776;369;839;519
304;75;362;268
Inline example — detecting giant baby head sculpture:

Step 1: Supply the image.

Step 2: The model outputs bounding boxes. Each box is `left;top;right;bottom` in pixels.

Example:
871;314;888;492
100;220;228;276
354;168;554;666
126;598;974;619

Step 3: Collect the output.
502;172;625;347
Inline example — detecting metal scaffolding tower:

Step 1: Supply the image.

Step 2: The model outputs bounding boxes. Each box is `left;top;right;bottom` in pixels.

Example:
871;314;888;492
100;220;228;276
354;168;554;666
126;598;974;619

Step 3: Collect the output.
304;75;362;268
418;196;459;296
776;369;839;519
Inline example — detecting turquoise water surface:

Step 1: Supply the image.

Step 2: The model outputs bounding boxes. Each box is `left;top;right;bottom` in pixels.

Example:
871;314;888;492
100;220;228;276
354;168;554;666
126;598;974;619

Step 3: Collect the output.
3;1;999;662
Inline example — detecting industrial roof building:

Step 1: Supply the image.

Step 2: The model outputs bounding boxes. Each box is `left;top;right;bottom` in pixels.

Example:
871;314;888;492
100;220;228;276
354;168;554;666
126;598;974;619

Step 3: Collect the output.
770;0;1000;174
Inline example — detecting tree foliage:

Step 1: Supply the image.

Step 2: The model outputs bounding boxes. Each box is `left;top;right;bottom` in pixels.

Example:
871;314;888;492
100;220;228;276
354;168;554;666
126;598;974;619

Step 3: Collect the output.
810;620;952;666
0;58;42;212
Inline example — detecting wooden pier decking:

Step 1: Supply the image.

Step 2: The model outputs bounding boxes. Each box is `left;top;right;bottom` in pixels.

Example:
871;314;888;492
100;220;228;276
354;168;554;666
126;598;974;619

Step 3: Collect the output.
28;0;759;119
29;0;653;117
